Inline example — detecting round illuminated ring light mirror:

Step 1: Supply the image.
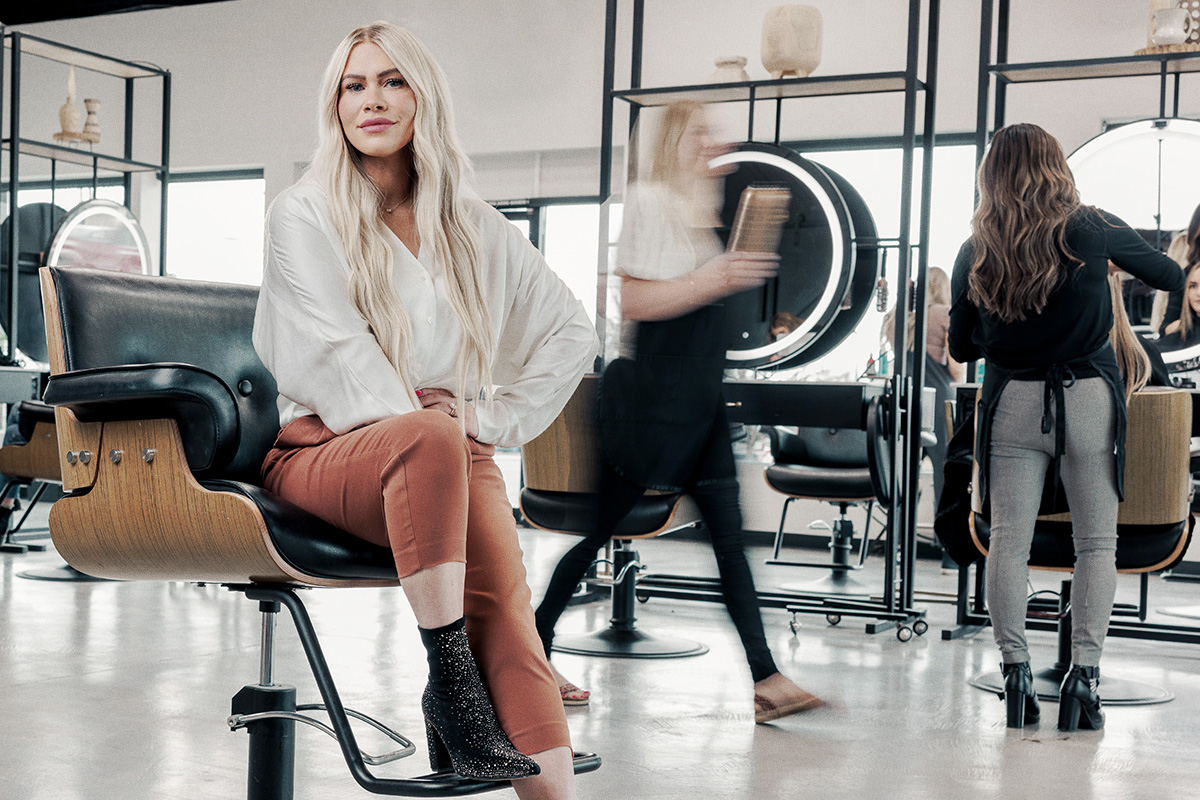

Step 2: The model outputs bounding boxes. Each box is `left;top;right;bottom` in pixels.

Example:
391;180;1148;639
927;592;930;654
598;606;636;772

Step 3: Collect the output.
709;143;880;368
45;198;153;275
1067;118;1200;370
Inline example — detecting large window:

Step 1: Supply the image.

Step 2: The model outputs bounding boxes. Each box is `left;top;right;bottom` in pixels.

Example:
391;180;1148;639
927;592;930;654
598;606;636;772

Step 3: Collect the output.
165;172;266;285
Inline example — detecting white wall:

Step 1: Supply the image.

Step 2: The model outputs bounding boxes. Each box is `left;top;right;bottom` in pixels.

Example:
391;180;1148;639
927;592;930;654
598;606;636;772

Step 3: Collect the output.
14;0;1197;202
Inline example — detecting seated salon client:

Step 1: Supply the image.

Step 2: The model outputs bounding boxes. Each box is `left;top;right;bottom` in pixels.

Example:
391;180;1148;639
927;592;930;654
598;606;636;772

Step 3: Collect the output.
1153;202;1200;335
252;22;597;797
533;100;824;723
948;123;1185;731
1159;261;1200;351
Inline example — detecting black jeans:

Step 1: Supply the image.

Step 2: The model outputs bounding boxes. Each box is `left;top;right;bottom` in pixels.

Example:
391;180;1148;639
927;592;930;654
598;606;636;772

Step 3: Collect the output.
533;431;779;683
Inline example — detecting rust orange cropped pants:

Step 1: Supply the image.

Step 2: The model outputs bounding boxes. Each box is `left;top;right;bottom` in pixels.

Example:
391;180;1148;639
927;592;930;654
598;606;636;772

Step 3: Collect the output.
260;409;570;755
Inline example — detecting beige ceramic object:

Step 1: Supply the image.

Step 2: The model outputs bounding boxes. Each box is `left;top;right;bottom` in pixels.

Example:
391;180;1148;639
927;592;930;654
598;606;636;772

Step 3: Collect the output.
54;66;85;143
761;5;823;80
709;55;750;83
80;98;102;144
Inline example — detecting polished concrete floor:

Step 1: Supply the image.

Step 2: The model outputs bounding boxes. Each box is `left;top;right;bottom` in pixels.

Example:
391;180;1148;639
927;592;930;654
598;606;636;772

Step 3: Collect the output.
3;503;1200;800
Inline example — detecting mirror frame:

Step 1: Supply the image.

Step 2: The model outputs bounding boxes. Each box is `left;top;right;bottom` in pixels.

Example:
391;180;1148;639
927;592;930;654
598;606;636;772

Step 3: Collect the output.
45;198;153;275
710;143;878;369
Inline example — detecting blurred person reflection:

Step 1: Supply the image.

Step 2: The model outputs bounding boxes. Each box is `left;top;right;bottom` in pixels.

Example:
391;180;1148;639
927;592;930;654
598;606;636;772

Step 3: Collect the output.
1152;202;1200;334
533;101;824;722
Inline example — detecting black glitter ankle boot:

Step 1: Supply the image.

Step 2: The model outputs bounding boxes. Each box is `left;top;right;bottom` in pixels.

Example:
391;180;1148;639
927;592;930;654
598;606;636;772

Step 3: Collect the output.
419;618;541;780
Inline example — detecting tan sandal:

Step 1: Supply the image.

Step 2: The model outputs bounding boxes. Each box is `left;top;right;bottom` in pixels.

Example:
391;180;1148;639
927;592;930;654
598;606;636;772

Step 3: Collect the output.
753;690;824;723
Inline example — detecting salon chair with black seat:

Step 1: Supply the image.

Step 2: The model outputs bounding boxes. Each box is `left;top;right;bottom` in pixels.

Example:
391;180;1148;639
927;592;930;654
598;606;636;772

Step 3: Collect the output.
967;387;1194;705
519;373;709;659
39;266;599;799
761;425;883;595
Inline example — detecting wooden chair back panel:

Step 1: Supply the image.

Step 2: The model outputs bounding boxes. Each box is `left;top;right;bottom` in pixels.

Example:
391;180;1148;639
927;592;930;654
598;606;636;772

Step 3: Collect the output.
1117;388;1191;525
49;417;393;587
523;374;600;494
0;421;62;481
41;272;101;491
970;388;1191;525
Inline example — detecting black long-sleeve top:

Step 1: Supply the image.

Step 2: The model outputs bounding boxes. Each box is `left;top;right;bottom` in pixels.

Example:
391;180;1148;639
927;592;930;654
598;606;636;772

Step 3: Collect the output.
949;208;1185;369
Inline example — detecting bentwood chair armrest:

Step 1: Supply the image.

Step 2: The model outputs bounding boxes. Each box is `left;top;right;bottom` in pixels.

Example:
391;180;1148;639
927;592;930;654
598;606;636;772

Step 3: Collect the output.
44;362;240;474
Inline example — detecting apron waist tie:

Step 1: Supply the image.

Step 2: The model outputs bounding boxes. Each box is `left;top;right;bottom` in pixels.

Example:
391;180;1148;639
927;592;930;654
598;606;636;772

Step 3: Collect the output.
1041;363;1076;494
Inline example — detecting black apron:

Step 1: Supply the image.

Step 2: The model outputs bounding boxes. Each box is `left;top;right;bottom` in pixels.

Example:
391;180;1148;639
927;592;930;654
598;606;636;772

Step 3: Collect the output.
597;300;731;492
974;341;1127;517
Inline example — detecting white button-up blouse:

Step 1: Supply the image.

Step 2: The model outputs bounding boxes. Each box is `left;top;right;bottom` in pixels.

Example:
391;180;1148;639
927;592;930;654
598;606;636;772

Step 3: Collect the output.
252;182;598;448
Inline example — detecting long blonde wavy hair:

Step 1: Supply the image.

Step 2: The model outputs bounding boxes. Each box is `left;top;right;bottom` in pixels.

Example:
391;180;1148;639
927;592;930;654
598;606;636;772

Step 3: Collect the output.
305;21;495;410
968;123;1084;323
1108;276;1151;401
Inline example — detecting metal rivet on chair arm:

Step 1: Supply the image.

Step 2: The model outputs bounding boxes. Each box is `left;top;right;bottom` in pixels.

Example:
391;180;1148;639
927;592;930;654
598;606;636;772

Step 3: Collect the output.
65;451;77;464
142;449;156;463
78;450;91;464
109;450;123;464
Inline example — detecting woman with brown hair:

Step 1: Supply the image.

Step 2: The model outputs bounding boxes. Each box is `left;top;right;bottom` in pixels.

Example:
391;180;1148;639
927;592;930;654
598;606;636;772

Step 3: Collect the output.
948;123;1184;732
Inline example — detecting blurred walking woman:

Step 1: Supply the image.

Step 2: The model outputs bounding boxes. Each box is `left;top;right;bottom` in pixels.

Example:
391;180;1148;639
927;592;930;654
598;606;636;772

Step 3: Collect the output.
534;101;822;723
253;22;596;797
948;123;1183;732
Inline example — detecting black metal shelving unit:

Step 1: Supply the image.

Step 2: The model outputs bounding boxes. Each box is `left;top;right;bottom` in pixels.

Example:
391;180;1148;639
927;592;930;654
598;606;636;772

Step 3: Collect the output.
595;0;942;639
974;0;1200;166
946;0;1200;644
0;30;170;365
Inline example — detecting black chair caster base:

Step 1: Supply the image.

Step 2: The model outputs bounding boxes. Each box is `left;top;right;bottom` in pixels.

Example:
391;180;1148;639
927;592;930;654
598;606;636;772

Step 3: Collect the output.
553;626;708;659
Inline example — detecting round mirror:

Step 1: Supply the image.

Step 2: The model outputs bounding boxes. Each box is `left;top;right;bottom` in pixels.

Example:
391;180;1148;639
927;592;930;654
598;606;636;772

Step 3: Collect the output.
45;198;153;275
1068;118;1200;370
1069;118;1200;235
709;143;880;369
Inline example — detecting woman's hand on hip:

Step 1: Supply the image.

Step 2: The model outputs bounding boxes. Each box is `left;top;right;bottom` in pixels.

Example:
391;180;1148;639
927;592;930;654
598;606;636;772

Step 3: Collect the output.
416;387;479;439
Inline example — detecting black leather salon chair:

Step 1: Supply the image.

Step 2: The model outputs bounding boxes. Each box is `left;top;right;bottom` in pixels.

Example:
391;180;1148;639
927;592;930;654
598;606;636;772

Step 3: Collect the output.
967;387;1194;705
519;374;709;658
759;397;894;595
39;266;599;799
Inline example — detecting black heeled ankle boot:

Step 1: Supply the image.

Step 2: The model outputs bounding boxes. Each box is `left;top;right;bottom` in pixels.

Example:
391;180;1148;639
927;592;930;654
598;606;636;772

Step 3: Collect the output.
1058;664;1104;732
998;662;1041;728
419;619;541;780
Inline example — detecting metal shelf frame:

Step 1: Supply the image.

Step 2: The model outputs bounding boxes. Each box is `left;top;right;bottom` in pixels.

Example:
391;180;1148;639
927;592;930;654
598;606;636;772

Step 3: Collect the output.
975;0;1200;167
0;30;171;364
595;0;943;635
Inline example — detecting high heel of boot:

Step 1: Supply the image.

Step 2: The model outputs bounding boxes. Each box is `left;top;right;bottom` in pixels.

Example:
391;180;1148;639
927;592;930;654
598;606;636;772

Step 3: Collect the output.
425;717;453;773
1058;665;1103;732
419;620;541;781
999;662;1041;728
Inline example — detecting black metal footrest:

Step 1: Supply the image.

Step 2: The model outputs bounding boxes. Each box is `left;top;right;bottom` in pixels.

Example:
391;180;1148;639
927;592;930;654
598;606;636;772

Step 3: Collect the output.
229;702;417;765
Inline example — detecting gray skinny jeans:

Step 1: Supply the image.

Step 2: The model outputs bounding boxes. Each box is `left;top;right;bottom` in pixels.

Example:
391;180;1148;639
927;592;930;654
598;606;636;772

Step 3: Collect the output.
986;377;1118;667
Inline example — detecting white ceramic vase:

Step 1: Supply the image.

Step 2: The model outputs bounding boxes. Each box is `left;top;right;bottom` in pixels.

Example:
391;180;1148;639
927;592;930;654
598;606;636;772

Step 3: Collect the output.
709;55;750;83
761;5;823;80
